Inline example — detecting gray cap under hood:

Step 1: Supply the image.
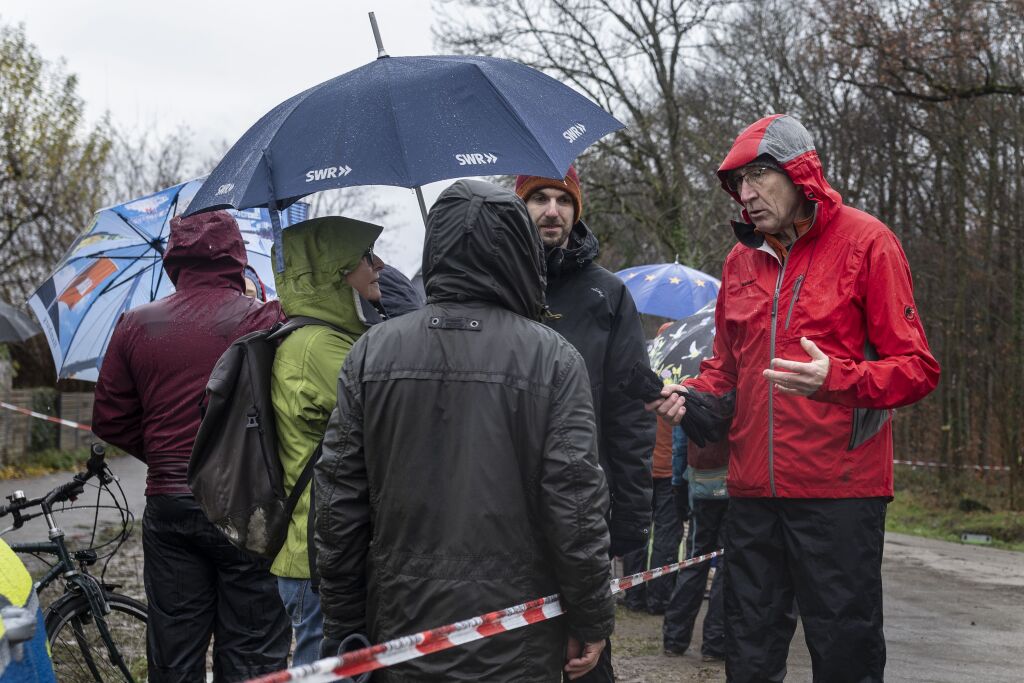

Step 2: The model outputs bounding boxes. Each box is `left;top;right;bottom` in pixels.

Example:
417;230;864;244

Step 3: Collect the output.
422;179;547;320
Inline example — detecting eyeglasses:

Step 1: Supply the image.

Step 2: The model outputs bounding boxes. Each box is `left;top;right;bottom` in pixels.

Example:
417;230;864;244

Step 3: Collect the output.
362;246;375;267
726;165;776;193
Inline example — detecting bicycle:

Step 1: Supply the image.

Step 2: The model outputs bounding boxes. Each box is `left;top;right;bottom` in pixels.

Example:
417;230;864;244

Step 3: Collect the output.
1;443;148;682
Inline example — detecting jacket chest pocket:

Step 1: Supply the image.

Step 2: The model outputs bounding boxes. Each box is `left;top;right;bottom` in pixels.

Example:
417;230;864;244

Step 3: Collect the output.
779;260;858;342
723;263;771;343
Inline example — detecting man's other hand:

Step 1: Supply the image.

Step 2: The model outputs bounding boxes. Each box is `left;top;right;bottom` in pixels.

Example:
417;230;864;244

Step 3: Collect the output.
763;336;830;396
565;636;606;679
644;384;687;425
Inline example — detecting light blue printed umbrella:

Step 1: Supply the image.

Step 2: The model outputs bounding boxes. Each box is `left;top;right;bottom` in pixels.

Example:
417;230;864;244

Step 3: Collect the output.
615;260;720;320
27;179;306;382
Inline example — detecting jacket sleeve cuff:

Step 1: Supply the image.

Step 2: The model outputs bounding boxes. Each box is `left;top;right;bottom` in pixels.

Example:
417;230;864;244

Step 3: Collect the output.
567;619;614;645
809;355;840;402
321;616;366;643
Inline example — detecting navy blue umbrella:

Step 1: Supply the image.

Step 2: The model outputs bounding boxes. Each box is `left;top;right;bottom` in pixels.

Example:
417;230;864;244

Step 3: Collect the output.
185;54;623;221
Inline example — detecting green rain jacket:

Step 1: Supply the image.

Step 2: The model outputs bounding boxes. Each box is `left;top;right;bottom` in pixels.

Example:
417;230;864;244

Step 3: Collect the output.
270;216;382;578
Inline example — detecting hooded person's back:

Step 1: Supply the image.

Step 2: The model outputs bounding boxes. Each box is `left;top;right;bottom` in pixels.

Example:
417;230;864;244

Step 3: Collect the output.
93;210;284;495
269;216;381;579
314;180;615;682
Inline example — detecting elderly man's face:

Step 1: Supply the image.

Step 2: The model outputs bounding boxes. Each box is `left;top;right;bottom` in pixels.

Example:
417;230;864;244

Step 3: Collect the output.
525;188;575;248
732;165;807;235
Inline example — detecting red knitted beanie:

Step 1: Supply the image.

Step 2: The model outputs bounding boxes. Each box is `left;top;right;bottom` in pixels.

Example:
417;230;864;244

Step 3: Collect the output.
514;165;583;224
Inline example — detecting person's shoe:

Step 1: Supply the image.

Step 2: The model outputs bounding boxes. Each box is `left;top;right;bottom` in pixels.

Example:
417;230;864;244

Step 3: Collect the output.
701;652;725;662
663;645;688;657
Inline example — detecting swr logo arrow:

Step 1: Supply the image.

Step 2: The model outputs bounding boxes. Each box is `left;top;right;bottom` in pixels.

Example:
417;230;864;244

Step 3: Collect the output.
305;165;353;182
455;153;499;166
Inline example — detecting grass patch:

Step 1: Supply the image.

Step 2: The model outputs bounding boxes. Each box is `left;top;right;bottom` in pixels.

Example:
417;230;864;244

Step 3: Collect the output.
0;445;122;479
889;468;1024;552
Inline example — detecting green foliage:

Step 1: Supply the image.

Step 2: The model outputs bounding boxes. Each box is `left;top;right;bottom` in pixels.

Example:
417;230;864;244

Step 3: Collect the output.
28;386;58;452
890;468;1024;550
0;21;112;303
1;443;124;478
21;444;92;472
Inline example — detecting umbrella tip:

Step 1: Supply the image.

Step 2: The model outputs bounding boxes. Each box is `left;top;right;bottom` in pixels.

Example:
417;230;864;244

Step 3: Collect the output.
674;253;679;264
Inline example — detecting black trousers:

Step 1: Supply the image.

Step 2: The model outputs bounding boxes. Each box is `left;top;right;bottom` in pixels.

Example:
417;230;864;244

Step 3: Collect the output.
723;498;888;683
623;477;683;613
143;495;290;683
663;497;728;655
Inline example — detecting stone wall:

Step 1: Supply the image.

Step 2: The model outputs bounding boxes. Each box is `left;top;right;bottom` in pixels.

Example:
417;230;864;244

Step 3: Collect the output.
0;389;94;468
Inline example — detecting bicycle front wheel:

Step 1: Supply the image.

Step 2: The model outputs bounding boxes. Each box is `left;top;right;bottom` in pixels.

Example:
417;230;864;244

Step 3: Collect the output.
45;592;148;682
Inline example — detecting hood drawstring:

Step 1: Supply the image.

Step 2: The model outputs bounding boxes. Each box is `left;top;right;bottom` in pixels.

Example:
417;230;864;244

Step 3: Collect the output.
541;305;562;321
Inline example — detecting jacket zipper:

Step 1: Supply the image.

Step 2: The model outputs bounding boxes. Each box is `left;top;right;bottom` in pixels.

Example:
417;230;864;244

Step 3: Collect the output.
767;205;819;496
768;258;788;498
784;275;804;330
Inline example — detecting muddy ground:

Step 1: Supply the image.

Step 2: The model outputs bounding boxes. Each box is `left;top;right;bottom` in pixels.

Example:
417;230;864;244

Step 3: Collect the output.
611;602;727;682
7;455;1024;682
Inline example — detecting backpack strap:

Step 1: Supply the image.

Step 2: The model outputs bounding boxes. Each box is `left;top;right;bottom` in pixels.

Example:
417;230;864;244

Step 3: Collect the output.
285;438;320;507
283;438;323;591
308;453;321;593
267;315;345;342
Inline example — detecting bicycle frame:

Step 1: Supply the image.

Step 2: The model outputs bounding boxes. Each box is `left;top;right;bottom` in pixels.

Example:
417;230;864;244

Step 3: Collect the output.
4;447;141;682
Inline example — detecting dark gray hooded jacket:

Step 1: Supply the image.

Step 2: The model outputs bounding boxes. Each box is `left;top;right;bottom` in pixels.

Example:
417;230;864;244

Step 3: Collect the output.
314;180;614;682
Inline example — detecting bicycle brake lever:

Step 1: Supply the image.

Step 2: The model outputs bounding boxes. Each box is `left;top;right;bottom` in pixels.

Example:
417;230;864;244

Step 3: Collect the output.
2;509;25;532
98;465;115;486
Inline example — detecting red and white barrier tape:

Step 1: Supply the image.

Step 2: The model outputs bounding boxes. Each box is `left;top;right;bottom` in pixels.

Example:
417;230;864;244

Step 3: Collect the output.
0;401;92;432
894;459;1010;472
248;549;724;683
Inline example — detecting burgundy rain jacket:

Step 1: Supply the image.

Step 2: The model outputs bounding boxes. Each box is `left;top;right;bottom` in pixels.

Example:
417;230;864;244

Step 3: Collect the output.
687;114;940;499
92;211;283;495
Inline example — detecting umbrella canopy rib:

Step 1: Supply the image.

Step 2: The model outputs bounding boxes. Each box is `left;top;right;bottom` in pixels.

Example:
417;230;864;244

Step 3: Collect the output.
471;61;565;178
381;59;413;188
57;263;152;375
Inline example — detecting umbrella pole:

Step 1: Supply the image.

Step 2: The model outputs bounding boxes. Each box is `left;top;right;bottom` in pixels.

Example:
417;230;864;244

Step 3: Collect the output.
368;13;422;227
270;208;285;273
415;186;429;227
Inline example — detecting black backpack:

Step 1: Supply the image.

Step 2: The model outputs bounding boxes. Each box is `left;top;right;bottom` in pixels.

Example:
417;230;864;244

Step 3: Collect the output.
188;316;339;560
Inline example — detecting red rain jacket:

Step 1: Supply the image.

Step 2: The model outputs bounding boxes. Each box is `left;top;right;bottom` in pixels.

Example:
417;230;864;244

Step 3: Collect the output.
93;211;283;496
687;114;940;499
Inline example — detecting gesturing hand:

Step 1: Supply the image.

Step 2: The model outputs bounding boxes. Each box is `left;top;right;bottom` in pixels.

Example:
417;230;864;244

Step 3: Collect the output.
763;337;830;396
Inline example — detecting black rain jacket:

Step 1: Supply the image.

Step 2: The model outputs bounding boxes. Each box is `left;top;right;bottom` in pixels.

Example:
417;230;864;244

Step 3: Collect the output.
544;221;655;548
314;180;614;682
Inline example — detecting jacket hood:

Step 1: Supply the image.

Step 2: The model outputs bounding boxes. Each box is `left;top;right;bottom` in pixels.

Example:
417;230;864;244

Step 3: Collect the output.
273;215;383;334
717;114;843;238
423;179;546;320
546;220;599;278
378;264;425;317
162;210;248;291
357;264;425;326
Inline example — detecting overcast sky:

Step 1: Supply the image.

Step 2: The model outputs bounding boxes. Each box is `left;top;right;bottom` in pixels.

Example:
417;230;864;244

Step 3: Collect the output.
2;0;474;276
